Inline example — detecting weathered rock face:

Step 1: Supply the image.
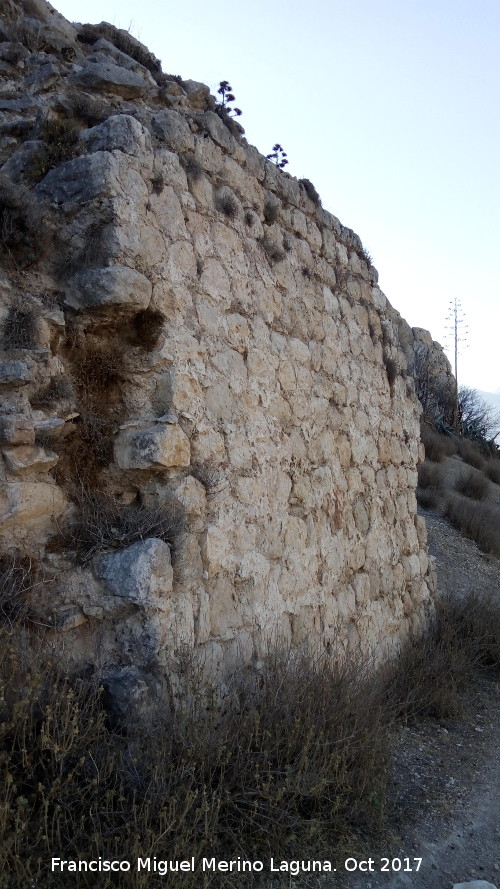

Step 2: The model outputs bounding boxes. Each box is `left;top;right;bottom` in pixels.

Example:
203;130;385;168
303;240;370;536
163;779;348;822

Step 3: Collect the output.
0;0;438;700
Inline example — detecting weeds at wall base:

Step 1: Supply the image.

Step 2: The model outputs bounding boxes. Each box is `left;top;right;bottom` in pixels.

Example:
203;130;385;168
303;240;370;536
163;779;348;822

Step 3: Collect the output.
2;591;499;887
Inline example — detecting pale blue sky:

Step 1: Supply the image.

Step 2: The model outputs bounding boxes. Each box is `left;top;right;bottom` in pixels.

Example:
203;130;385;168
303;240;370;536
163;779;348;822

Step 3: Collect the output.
55;0;500;393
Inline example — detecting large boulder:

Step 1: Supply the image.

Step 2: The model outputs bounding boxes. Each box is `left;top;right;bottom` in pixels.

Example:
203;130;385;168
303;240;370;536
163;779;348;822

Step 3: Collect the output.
71;61;148;98
96;538;173;606
65;266;152;311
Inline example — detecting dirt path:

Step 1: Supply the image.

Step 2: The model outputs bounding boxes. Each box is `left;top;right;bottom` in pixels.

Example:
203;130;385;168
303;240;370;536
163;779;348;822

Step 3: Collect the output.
316;509;500;889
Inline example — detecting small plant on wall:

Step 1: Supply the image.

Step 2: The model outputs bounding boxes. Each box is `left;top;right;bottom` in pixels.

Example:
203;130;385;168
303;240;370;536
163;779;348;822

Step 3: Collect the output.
267;143;288;168
216;81;242;117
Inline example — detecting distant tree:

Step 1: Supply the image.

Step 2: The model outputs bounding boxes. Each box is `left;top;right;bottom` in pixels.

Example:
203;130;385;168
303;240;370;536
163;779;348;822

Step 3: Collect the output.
444;297;468;386
458;386;500;444
407;343;456;426
266;144;288;168
216;81;242;117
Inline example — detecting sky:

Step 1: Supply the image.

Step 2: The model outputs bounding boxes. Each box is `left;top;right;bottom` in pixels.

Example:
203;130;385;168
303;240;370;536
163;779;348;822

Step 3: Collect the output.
54;0;500;394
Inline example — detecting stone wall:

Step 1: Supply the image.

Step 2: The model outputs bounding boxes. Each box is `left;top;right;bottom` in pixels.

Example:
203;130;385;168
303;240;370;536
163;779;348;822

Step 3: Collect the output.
0;1;437;705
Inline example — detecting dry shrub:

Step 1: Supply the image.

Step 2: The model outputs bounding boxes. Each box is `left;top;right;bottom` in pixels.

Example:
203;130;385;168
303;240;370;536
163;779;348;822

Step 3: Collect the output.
70;341;124;410
299;178;321;205
181;154;203;181
420;422;456;462
383;592;500;721
485;458;500;486
67;90;111;127
52;411;115;491
32;375;75;409
444;492;500;557
0;640;390;889
150;172;165;194
62;490;185;564
3;590;500;887
261;236;285;262
456;436;488;471
0;551;53;628
417;460;444;491
454;467;490;501
0;175;45;267
2;301;38;350
215;190;238;218
263;197;279;224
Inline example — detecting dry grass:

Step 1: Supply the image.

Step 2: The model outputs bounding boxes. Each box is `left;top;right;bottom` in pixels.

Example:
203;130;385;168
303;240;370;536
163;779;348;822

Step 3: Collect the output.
0;642;390;889
416;487;442;509
420;422;457;462
443;492;500;557
417;459;444;491
52;411;115;491
383;356;398;389
454;467;490;501
69;340;124;411
383;591;500;721
27;118;81;184
456;436;488;471
485;458;500;486
2;589;500;887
